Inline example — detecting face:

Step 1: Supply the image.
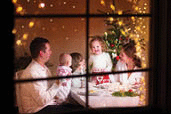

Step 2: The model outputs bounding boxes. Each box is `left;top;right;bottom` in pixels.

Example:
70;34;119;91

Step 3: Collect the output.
79;59;85;69
91;40;102;55
40;43;52;62
76;59;85;72
119;49;130;64
68;56;72;67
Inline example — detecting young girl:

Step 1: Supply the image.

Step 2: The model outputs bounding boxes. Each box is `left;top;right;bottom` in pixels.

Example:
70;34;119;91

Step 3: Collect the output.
89;37;113;84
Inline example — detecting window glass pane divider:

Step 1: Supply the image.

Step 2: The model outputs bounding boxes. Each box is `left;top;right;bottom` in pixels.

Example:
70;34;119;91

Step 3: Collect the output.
85;0;90;109
14;68;151;83
14;13;152;19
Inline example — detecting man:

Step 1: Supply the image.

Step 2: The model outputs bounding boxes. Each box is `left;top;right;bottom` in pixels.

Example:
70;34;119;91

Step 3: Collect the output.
19;37;69;113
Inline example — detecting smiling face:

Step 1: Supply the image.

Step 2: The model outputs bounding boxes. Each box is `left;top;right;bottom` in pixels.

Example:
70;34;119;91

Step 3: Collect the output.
119;49;132;64
91;40;102;55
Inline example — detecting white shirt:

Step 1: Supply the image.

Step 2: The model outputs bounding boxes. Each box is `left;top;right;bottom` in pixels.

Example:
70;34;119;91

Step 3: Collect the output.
19;60;66;113
111;60;143;84
56;66;72;103
89;52;113;72
71;69;86;88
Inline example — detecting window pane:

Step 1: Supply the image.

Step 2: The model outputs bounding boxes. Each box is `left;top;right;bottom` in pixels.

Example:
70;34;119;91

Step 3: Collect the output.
88;17;150;107
90;0;151;14
13;0;86;15
14;18;86;74
13;0;152;112
89;17;150;70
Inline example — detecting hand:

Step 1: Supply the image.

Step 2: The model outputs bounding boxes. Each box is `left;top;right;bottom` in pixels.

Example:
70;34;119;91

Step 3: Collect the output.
56;80;60;85
54;96;59;100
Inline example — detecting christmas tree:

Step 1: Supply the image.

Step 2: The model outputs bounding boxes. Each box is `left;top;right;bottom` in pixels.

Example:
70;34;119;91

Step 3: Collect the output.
91;0;148;69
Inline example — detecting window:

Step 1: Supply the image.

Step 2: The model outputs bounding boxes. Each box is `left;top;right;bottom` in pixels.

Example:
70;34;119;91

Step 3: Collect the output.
13;0;152;113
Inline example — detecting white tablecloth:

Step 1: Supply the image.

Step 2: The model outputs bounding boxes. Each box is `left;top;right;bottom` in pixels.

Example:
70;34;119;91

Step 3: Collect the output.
71;83;139;108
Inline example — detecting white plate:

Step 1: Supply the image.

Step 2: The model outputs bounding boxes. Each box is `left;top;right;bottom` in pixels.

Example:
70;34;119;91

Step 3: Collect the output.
77;91;100;96
93;83;110;89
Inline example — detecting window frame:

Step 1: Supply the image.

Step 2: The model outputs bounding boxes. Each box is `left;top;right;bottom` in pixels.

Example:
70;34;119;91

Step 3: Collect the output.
13;0;158;112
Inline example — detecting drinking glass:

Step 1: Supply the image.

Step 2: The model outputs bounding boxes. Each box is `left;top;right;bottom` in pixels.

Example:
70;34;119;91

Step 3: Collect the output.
97;76;103;84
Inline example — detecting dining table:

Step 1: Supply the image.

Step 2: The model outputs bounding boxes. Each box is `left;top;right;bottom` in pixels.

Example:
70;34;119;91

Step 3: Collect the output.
70;82;140;108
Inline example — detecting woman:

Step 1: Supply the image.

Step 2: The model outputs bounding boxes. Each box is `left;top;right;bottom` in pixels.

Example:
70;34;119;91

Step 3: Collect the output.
114;40;142;85
70;52;86;87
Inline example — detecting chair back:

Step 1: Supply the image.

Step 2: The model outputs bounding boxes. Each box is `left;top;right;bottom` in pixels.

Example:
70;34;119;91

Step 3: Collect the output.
15;70;24;113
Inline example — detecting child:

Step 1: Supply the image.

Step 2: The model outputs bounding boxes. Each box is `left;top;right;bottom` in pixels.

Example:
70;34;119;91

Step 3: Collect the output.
89;37;113;84
56;53;72;103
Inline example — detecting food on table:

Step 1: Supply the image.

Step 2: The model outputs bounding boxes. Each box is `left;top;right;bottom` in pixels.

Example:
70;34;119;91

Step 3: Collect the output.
89;90;96;93
112;89;138;97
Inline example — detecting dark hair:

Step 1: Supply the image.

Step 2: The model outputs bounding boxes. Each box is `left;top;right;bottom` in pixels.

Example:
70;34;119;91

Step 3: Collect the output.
122;40;141;68
70;52;83;73
30;37;49;59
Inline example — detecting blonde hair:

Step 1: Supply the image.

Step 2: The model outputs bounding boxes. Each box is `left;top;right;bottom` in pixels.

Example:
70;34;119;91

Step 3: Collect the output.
59;53;72;65
89;37;107;52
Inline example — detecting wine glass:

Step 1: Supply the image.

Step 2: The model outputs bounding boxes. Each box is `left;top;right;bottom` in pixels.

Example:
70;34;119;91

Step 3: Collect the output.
97;76;103;84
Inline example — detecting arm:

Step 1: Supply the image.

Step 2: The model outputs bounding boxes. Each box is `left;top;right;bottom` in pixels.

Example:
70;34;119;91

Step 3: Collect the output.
56;68;71;102
111;60;125;83
88;55;93;73
105;53;113;72
21;71;59;106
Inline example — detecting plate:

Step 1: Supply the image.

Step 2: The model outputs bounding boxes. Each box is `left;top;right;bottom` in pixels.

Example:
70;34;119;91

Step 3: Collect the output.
93;83;110;89
77;90;100;96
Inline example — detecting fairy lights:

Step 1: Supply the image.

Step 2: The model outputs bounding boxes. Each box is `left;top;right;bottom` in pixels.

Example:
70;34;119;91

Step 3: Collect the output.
38;2;45;8
29;21;34;28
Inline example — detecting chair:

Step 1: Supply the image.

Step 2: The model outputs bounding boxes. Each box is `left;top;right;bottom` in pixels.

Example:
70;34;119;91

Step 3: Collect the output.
14;70;24;113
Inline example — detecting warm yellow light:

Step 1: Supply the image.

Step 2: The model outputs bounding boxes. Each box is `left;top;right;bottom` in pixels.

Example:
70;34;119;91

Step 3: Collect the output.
140;95;145;101
136;45;141;51
12;0;17;4
104;32;108;36
129;33;133;38
142;63;147;68
137;42;140;46
141;77;145;82
29;21;34;28
39;3;45;8
16;40;22;46
136;26;141;31
136;52;141;57
109;17;114;22
12;29;17;34
118;21;123;26
72;5;76;8
120;30;126;36
135;6;139;11
118;10;123;15
144;3;147;6
23;33;28;40
110;4;115;11
131;16;135;21
100;0;105;5
16;6;23;13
